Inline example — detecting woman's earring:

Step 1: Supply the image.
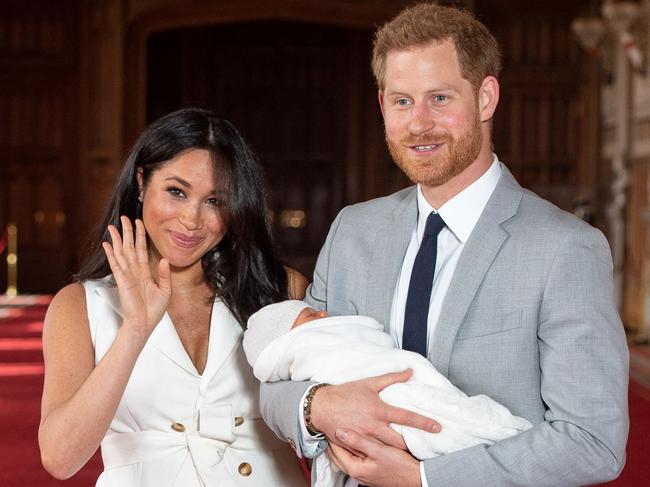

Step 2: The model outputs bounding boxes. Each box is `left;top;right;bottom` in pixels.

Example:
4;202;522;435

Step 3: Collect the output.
138;195;143;203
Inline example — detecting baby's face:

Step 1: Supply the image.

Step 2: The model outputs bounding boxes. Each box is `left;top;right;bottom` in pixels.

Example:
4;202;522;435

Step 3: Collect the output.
292;307;328;328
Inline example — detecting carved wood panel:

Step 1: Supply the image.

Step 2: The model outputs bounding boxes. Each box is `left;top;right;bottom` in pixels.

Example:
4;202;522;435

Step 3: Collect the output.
0;0;80;293
478;0;591;212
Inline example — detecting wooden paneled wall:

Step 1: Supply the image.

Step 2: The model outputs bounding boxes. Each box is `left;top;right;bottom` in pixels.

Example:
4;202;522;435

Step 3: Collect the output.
0;0;80;293
478;0;593;213
1;0;599;292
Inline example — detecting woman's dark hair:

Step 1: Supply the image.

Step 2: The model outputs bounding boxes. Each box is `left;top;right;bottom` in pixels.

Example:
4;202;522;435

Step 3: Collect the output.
76;107;288;327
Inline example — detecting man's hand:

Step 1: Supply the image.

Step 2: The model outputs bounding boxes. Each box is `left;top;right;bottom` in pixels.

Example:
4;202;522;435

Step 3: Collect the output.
310;369;440;450
329;429;421;487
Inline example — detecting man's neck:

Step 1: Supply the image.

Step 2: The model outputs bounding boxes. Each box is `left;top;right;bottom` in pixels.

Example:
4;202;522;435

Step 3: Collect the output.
420;150;494;209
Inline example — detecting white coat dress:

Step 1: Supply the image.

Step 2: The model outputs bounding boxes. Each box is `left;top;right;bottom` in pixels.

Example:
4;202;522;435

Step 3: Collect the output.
83;277;305;487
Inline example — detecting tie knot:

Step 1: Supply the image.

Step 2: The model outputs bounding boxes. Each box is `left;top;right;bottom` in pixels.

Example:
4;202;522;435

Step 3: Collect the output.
424;212;445;237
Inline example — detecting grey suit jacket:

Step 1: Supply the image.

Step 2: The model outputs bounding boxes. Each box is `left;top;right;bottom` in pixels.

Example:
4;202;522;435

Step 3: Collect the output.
261;166;629;486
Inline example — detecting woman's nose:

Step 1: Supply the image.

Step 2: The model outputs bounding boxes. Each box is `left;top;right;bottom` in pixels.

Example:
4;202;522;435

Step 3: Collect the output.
179;203;201;230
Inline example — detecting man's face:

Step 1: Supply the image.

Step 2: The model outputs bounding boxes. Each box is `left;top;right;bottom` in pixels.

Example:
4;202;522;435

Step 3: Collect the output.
379;40;483;188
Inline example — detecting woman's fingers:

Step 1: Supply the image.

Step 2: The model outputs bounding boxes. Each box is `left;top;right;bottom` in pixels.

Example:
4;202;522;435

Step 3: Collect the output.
157;258;171;294
120;216;136;265
102;241;125;282
134;219;148;265
107;225;129;272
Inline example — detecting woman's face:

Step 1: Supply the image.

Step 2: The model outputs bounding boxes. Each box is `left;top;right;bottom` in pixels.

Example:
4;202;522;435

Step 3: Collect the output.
138;148;227;271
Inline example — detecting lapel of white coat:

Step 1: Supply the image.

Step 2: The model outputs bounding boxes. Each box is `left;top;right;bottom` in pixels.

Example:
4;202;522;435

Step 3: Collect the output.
366;188;418;332
429;167;523;376
94;285;237;377
199;299;243;384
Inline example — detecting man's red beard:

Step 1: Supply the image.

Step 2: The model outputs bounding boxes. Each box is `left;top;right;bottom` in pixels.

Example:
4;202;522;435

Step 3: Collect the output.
386;114;483;187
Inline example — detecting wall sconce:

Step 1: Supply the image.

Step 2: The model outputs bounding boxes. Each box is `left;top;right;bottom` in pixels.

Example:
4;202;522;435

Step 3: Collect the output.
5;223;18;297
33;210;66;227
280;210;307;229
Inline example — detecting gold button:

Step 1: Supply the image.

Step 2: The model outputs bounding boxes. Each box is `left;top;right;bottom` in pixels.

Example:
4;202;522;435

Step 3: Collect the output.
171;422;186;432
238;462;252;476
234;416;244;427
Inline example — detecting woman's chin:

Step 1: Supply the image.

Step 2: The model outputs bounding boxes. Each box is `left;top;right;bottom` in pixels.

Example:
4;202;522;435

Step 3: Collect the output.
163;253;203;271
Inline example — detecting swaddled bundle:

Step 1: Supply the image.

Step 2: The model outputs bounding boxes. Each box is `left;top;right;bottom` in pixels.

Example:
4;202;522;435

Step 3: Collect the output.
244;301;532;487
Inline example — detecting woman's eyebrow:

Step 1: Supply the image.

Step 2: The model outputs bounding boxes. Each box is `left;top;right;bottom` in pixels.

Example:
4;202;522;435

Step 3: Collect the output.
164;175;191;187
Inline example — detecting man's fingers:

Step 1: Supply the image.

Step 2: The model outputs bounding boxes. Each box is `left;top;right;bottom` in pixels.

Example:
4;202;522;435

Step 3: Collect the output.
328;443;364;476
327;444;348;472
383;404;440;433
336;429;379;458
368;369;412;392
375;424;407;450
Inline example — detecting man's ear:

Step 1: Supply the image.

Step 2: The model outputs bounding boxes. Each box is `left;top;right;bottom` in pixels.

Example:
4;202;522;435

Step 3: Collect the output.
136;167;144;198
478;76;499;123
378;90;386;118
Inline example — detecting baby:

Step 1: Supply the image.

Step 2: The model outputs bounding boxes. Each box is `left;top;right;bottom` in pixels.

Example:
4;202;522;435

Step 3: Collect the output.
244;301;532;487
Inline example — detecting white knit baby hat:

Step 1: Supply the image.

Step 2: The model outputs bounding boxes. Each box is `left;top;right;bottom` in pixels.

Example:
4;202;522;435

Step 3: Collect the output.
243;300;311;366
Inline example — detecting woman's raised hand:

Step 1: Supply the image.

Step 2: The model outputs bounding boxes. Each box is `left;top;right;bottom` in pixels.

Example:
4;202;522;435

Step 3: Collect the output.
102;216;171;339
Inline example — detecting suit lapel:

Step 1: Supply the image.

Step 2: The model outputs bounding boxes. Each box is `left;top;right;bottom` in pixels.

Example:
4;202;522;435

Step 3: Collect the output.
429;168;523;376
366;189;418;331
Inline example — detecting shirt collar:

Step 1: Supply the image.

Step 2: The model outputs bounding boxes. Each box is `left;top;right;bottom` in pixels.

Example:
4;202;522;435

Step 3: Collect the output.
416;155;502;244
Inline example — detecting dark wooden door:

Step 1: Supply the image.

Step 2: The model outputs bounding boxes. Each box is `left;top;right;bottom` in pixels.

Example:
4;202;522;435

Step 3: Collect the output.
147;22;382;275
0;0;80;293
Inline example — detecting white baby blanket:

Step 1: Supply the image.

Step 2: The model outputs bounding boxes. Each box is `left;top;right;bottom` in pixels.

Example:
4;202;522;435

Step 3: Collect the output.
249;314;532;487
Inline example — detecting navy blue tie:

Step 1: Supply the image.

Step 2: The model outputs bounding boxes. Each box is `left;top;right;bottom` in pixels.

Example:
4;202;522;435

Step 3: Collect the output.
402;212;446;356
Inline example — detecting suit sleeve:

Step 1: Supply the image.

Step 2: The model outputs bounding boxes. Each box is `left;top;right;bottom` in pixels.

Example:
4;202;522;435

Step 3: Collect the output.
259;209;347;456
422;227;629;486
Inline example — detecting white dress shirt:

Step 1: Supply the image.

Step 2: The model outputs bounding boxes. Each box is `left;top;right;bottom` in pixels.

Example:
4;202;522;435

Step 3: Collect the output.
300;157;502;487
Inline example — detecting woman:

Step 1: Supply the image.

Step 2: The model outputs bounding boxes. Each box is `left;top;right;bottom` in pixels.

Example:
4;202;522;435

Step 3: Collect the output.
38;108;308;486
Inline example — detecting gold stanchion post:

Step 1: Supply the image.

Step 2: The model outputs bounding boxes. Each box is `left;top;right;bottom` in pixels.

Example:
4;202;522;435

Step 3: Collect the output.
6;223;17;297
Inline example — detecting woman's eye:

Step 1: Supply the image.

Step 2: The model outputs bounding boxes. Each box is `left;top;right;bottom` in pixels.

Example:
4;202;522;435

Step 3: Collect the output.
167;187;185;198
207;198;222;207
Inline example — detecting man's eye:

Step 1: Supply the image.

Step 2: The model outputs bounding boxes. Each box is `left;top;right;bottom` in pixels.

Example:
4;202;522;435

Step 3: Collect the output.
396;98;411;106
434;95;448;103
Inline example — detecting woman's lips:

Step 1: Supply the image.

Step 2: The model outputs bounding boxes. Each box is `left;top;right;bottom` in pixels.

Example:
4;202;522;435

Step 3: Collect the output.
169;231;204;249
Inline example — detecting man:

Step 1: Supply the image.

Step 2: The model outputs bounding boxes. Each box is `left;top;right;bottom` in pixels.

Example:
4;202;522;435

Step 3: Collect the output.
261;3;629;486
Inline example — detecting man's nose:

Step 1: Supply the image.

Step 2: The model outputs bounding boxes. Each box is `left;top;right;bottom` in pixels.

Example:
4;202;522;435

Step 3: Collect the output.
407;104;435;136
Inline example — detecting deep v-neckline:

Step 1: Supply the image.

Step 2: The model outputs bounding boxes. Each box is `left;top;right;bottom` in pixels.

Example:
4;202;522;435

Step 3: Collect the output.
95;283;244;380
166;301;215;376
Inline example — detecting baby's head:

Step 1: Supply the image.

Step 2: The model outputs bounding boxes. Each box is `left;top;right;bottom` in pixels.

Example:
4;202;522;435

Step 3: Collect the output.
244;300;329;367
247;299;328;336
293;307;328;328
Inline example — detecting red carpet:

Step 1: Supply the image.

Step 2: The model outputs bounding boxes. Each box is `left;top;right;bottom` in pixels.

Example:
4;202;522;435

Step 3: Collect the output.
1;296;648;486
0;297;102;486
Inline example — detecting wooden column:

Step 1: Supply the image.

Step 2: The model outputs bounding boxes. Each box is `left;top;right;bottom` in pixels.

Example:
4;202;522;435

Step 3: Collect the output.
78;0;125;237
